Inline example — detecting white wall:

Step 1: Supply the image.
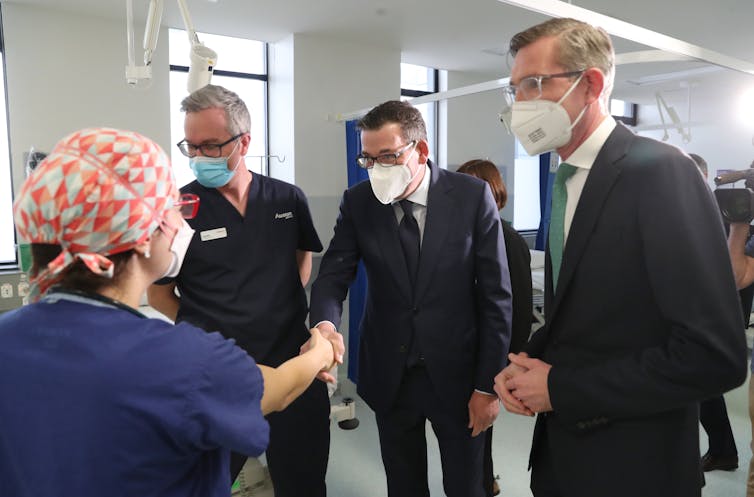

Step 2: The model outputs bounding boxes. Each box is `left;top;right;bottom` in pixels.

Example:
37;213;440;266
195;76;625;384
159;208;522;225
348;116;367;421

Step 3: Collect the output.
634;86;754;188
271;33;400;246
445;70;517;221
3;3;171;196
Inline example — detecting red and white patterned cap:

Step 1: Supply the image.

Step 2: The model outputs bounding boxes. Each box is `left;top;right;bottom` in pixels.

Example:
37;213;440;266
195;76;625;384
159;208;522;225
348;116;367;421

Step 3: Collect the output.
13;127;178;297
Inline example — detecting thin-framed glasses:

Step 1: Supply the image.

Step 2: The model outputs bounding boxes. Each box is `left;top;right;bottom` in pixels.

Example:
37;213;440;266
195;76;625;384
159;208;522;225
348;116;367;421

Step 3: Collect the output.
176;133;245;158
174;193;200;219
501;70;584;107
498;70;584;132
356;141;417;169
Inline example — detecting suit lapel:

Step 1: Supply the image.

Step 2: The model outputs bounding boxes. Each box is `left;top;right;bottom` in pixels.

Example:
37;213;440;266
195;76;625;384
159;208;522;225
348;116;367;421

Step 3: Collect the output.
548;124;633;319
372;195;414;300
415;163;454;303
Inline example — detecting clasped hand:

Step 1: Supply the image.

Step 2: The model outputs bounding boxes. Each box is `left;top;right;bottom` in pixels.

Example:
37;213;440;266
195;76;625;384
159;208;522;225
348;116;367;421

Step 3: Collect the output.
299;322;344;383
494;353;553;416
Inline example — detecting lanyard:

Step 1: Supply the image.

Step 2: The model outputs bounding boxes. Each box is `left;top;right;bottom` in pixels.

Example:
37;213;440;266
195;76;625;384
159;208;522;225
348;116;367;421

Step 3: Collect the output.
44;288;147;319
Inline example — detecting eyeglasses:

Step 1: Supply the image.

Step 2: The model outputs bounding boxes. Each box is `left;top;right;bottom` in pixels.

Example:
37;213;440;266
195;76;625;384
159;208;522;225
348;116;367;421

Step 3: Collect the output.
498;70;584;132
356;141;417;169
176;133;245;158
174;193;200;219
501;70;584;107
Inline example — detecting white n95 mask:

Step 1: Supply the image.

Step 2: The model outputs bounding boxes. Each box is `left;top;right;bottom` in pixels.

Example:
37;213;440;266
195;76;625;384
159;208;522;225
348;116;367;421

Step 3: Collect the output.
161;218;195;279
368;150;418;205
509;74;587;156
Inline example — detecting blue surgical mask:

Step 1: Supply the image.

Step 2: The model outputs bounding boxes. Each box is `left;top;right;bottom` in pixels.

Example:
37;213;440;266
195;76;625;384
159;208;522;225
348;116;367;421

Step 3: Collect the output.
189;141;241;188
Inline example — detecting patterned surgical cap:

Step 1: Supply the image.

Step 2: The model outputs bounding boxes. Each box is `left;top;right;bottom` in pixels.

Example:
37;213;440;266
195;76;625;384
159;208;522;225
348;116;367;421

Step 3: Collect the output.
13;127;178;297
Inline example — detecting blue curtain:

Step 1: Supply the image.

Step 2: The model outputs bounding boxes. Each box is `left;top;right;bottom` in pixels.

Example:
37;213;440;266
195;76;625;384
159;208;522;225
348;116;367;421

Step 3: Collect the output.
345;120;368;384
535;152;555;250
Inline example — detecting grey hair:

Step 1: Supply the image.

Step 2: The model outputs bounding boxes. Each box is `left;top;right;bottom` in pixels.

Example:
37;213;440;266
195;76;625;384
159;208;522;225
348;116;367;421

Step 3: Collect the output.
180;84;251;135
510;18;615;105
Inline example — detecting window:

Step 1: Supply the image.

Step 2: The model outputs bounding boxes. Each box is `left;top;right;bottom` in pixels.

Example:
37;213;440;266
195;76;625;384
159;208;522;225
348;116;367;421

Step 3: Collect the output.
401;63;438;161
169;29;267;187
512;143;542;231
0;8;15;266
610;98;637;126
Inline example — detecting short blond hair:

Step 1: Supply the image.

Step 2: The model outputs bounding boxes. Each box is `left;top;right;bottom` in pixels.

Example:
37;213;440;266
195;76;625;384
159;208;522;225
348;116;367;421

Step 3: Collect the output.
510;18;615;104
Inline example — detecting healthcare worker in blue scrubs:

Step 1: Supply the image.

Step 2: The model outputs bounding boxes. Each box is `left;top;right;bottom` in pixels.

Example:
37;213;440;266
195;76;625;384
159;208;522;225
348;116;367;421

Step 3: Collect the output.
148;85;338;497
0;127;335;497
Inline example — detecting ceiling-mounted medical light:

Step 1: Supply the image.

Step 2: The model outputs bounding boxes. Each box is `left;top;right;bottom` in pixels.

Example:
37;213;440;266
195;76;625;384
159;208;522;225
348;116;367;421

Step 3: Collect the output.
125;0;217;93
655;92;691;143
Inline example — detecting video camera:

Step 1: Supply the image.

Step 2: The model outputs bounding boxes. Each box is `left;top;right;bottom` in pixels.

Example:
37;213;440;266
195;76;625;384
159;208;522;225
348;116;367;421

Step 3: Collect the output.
714;165;754;223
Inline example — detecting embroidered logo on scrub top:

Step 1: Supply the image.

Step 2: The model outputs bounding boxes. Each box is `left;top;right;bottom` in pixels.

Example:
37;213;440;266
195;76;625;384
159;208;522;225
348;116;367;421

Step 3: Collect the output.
200;227;228;241
275;212;294;220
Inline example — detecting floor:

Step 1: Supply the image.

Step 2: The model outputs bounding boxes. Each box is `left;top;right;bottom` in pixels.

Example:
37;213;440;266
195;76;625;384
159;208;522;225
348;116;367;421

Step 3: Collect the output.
141;303;754;496
324;371;753;497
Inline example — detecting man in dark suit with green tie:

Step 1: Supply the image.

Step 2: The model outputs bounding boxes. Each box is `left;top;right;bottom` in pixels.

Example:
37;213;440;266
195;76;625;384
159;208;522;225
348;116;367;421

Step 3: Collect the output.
494;17;747;497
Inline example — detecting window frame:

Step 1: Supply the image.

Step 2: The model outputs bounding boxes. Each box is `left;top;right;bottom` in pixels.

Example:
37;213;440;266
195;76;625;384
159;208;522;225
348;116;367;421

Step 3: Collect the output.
168;32;269;183
401;65;440;164
0;5;18;268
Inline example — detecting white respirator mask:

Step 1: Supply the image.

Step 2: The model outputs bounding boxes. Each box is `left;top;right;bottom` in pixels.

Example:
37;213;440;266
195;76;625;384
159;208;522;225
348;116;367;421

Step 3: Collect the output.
509;73;588;156
368;149;418;205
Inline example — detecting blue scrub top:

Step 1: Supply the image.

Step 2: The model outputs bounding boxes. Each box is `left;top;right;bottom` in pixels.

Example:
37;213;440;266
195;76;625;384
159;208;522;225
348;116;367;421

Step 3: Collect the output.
173;173;323;366
0;291;268;497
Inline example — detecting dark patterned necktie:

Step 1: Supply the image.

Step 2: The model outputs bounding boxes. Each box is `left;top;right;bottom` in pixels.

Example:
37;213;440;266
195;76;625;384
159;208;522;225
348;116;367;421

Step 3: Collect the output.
398;199;420;285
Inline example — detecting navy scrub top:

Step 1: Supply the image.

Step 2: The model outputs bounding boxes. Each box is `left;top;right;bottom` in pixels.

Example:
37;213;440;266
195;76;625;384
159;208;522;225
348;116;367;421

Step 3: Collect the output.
0;291;268;497
173;173;323;366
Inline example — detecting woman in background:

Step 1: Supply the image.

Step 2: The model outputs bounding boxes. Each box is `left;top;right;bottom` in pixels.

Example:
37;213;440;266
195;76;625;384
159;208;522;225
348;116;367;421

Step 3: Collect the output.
458;159;533;496
0;127;334;497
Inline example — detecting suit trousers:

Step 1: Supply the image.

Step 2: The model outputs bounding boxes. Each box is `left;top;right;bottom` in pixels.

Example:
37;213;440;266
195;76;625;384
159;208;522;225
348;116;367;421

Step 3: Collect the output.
375;366;485;497
700;395;737;456
231;380;330;497
483;426;495;496
746;376;754;497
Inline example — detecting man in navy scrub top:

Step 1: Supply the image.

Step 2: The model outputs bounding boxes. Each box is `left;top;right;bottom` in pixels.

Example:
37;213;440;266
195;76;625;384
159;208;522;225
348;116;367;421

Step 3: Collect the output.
148;84;329;497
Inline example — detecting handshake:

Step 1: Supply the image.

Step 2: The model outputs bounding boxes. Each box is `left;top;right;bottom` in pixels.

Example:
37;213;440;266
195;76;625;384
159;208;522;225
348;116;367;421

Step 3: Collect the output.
300;322;345;384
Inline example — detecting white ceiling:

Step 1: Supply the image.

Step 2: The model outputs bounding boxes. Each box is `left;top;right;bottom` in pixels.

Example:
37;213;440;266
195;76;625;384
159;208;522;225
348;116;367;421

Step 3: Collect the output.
5;0;754;105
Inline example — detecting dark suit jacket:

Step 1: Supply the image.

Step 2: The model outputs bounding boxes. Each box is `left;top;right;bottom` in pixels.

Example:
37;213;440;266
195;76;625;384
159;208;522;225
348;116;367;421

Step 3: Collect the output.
311;161;512;415
502;221;533;354
526;123;747;497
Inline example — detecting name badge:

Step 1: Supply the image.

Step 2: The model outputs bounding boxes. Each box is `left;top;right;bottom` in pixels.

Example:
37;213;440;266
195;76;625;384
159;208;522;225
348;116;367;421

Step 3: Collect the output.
200;227;228;242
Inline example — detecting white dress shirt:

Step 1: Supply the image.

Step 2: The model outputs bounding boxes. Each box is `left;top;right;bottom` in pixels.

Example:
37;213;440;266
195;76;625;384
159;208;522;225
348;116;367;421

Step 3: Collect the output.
392;163;431;246
561;117;616;242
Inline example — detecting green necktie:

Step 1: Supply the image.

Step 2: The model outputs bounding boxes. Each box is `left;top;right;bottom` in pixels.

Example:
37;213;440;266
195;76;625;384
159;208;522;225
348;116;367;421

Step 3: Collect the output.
549;163;578;290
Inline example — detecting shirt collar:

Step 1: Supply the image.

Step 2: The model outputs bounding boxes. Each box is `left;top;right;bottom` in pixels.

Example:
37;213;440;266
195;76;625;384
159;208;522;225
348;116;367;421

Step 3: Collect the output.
400;163;431;207
563;116;617;170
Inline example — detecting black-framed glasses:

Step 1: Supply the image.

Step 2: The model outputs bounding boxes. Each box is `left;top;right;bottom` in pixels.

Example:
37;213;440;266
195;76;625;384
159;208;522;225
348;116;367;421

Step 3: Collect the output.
356;141;417;169
174;193;200;219
176;133;245;158
502;70;584;105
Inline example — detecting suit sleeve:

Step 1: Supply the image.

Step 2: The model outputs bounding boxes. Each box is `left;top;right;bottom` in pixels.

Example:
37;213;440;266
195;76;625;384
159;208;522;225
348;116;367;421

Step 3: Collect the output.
309;190;362;329
473;184;513;393
548;152;747;423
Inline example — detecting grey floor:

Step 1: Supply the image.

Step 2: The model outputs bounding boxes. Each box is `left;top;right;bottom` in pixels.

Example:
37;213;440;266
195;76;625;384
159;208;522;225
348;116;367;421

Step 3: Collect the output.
325;369;753;497
141;303;753;496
